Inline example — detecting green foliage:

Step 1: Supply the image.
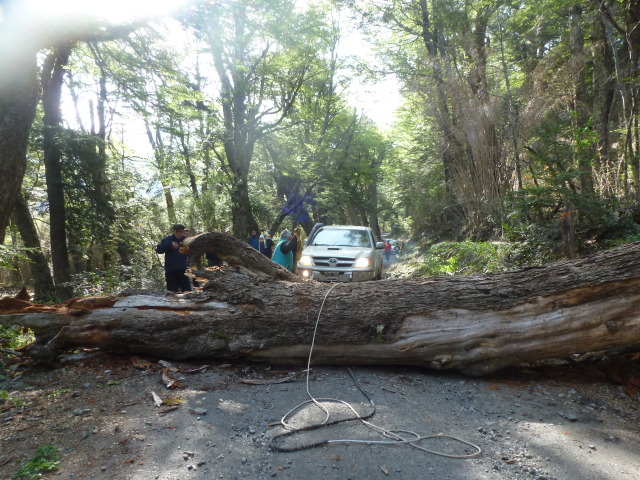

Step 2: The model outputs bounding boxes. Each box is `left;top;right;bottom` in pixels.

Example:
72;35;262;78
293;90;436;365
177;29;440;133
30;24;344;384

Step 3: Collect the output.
0;390;28;410
60;129;116;264
380;97;449;239
0;245;16;271
0;245;31;272
603;233;640;248
13;444;60;480
502;114;638;254
503;186;638;257
0;326;35;350
497;111;640;256
45;388;70;399
70;261;165;297
413;241;530;277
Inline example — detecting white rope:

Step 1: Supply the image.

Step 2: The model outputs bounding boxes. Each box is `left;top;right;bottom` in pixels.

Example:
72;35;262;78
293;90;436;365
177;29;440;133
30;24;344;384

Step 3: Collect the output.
274;282;482;458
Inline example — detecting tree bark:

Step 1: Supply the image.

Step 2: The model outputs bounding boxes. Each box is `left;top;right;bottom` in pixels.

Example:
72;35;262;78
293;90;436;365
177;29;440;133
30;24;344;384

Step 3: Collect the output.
92;54;118;267
0;50;39;244
10;193;57;302
569;4;594;195
592;12;615;193
2;234;640;376
41;46;74;300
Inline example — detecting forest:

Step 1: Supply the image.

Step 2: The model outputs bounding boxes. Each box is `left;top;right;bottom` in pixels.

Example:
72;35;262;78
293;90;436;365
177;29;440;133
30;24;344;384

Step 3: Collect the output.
1;0;640;303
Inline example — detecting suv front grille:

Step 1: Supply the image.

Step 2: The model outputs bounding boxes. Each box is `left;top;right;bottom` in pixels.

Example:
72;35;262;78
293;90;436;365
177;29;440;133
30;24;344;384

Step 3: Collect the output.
312;255;355;268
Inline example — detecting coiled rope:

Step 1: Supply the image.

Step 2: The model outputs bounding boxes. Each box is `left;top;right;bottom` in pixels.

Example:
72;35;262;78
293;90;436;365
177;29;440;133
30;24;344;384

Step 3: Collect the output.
269;283;482;458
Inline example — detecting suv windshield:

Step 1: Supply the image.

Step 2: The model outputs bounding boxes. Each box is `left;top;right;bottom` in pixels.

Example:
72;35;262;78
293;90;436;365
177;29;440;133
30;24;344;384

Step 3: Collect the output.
311;229;372;248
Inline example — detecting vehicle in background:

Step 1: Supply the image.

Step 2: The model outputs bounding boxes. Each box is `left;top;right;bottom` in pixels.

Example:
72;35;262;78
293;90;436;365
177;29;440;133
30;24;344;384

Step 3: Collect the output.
297;224;384;282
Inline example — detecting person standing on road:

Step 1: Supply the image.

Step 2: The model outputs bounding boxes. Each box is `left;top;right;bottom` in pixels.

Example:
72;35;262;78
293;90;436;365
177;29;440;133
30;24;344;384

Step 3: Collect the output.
248;230;259;250
263;233;274;258
259;234;268;256
384;240;392;262
156;224;192;292
271;229;297;272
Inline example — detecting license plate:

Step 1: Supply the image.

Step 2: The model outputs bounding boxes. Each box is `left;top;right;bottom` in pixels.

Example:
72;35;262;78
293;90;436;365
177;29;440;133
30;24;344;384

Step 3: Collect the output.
324;272;338;279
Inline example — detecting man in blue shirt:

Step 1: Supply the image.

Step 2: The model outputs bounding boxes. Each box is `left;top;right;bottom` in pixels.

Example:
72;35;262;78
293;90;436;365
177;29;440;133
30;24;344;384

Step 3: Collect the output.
156;224;192;292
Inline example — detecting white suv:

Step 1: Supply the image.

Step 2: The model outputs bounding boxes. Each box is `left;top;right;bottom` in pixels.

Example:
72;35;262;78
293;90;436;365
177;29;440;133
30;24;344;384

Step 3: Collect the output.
297;225;384;282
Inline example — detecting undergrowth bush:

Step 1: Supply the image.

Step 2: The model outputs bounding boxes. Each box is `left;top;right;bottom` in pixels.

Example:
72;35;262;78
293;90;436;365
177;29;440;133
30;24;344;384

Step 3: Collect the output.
0;325;34;350
502;187;639;257
603;232;640;248
412;240;551;277
70;258;165;297
0;389;28;410
13;444;60;479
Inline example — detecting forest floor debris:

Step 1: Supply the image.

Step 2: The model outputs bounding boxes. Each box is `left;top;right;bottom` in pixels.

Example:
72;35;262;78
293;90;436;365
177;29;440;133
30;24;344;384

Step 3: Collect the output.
1;352;640;480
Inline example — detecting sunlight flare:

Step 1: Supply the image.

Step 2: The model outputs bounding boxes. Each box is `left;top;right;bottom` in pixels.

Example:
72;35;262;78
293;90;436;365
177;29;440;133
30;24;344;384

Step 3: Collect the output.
15;0;192;24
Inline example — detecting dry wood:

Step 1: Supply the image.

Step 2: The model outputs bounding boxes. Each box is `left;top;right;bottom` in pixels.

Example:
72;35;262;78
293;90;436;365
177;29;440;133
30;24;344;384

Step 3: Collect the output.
1;234;640;375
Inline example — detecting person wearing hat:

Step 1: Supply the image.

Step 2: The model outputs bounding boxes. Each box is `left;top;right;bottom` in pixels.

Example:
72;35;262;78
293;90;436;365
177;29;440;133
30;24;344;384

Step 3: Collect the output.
155;224;192;292
271;229;298;272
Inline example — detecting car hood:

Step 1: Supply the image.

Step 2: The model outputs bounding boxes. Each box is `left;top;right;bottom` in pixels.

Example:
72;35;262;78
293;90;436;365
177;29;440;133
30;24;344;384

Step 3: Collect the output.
302;245;375;257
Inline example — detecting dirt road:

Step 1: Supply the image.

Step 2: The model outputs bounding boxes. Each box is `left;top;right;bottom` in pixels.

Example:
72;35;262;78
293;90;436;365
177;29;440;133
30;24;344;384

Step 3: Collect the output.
2;352;639;480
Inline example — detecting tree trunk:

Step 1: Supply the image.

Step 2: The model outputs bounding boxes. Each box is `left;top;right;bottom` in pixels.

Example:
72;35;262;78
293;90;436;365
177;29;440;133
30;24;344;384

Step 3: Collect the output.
0;51;39;244
145;121;177;225
10;193;57;302
2;235;640;376
230;177;259;240
41;46;74;300
177;118;199;199
569;5;594;195
92;60;117;267
592;12;615;194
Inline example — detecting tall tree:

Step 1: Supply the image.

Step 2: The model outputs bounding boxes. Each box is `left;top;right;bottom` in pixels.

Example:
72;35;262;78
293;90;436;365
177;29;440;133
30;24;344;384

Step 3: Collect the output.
0;1;193;243
41;45;74;299
261;25;354;234
189;0;331;239
361;0;512;237
87;32;214;229
0;1;41;243
591;10;616;195
600;0;640;201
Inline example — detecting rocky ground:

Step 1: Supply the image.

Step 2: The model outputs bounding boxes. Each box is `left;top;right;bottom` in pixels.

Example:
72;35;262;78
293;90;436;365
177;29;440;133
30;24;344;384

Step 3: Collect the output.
1;351;640;480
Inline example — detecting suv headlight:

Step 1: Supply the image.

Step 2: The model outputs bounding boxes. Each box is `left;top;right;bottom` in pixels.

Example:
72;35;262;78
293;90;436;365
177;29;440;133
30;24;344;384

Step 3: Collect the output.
299;255;313;266
354;257;372;268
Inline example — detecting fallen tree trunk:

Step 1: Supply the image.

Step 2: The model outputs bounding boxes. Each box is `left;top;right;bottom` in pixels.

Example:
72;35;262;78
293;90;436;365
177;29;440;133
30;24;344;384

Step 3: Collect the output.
1;233;640;375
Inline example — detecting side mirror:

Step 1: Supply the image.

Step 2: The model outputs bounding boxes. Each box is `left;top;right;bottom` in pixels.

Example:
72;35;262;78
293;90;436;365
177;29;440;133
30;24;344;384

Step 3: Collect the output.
376;242;385;249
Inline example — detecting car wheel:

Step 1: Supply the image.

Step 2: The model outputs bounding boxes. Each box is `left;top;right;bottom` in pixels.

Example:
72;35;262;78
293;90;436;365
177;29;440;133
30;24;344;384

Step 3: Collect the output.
375;265;382;280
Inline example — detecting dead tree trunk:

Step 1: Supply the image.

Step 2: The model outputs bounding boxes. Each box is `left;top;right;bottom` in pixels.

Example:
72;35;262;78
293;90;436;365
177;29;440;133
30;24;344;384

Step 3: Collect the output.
1;233;640;375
